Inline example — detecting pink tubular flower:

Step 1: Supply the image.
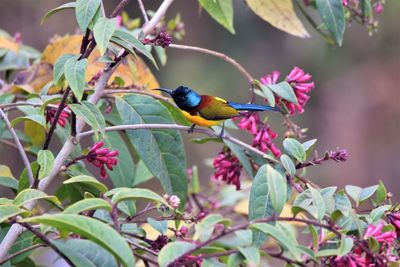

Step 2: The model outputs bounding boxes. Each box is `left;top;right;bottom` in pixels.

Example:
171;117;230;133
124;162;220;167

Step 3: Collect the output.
260;67;314;115
86;141;119;178
364;221;397;244
342;0;349;6
329;149;348;162
374;2;383;14
46;106;70;128
237;112;260;135
252;125;281;157
212;149;242;190
387;213;400;234
115;15;122;27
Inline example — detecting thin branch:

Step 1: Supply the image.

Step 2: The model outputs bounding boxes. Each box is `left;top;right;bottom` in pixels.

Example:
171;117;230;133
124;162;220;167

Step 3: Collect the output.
133;251;158;265
127;240;158;256
0;243;46;265
0;109;34;185
110;0;130;18
137;0;149;22
16;221;75;267
142;0;174;35
169;44;254;83
103;89;172;103
0;139;36;157
77;124;279;162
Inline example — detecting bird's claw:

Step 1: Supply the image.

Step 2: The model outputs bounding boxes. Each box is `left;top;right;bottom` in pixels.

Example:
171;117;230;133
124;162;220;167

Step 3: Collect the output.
188;124;196;134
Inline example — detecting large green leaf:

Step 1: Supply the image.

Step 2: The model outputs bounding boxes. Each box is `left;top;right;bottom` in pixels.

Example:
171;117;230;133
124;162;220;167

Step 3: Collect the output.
37;150;54;180
238;246;260;266
64;58;88;101
41;2;76;24
0;205;24;223
13;189;61;208
11;114;46;129
0;176;18;190
267;81;298;104
75;0;102;32
193;214;231;242
316;0;345;46
158;241;196;267
283;138;306;162
93;17;117;55
63;198;112;214
110;187;169;207
248;164;274;246
111;30;157;67
52;239;118;267
280;154;296;176
309;187;326;221
63;175;108;193
266;165;287;214
116;95;187;208
97;132;136;187
22;214;135;267
199;0;235;34
53;54;76;85
69;101;106;138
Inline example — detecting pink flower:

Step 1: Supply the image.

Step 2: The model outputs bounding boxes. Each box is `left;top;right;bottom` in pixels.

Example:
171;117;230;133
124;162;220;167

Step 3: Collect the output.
342;0;349;6
252;125;281;157
212;149;242;190
374;2;383;14
237;112;260;135
46;106;70;128
364;221;396;244
115;15;122;27
163;194;181;209
260;67;315;115
387;213;400;234
86;141;119;178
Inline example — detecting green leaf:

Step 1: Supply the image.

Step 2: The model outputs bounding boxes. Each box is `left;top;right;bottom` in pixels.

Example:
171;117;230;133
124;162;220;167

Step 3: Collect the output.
309;187;325;220
109;187;169;207
238;246;260;266
375;180;387;205
280;154;296;176
0;176;18;190
198;0;235;34
147;218;168;234
63;175;108;193
37;150;54;180
154;46;167;66
63;198;112;214
69;101;106;138
338;235;353;256
13;189;61;208
11;115;46;129
8;231;35;264
361;0;372;17
112;29;157;67
22;214;135;267
302;139;317;157
116;95;187;208
0;205;24;223
158;241;196;267
359;185;378;203
75;0;102;32
64;58;88;101
194;214;231;242
316;248;339;257
316;0;345;46
248;164;274;246
100;132;136;187
42;2;76;24
258;83;275;107
267;81;298;104
250;223;302;261
370;205;390;223
132;160;153;187
283;138;306;162
267;165;287;214
245;0;310;38
52;239;118;267
53;54;76;85
227;253;245;267
93;17;117;55
345;185;377;205
334;192;352;216
308;224;319;252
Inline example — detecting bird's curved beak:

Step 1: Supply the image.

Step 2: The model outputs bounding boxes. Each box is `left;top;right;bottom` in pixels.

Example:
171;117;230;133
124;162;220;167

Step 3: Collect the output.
153;88;174;95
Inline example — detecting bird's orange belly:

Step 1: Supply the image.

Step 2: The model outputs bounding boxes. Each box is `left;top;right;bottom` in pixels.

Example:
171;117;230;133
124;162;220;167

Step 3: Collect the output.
182;111;222;127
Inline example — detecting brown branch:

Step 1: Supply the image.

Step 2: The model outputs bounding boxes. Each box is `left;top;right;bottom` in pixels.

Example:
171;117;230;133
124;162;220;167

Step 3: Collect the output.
0;243;45;265
110;0;130;18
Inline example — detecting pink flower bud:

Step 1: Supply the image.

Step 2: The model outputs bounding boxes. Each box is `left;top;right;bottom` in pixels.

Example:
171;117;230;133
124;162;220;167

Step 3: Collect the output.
168;195;181;209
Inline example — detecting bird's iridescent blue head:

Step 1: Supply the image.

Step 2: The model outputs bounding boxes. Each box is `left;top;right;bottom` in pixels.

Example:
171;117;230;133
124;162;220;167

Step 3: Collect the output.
155;86;201;110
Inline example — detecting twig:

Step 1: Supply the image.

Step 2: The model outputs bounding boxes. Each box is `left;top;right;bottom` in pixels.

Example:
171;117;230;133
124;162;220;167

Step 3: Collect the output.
0;243;45;265
77;124;278;161
142;0;174;35
110;0;130;18
0;139;36;157
133;251;158;265
127;240;158;256
16;221;75;267
0;109;34;185
169;44;254;83
103;89;172;103
138;0;149;22
0;0;177;260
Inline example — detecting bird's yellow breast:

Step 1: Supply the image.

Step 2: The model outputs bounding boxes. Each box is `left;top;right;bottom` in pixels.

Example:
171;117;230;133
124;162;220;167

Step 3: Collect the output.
181;111;222;127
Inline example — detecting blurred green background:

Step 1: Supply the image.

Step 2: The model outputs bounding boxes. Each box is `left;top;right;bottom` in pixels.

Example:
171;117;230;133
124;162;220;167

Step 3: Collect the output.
0;0;399;195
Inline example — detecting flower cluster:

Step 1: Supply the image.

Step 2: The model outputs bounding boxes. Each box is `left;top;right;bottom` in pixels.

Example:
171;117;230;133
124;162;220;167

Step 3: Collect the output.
329;149;349;162
164;194;181;209
237;112;281;157
46;106;70;128
86;141;119;178
143;31;172;48
260;66;315;115
211;149;242;190
387;213;400;234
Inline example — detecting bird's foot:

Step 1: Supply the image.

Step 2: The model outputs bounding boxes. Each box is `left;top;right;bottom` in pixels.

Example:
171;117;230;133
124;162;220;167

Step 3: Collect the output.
188;124;196;134
217;129;225;139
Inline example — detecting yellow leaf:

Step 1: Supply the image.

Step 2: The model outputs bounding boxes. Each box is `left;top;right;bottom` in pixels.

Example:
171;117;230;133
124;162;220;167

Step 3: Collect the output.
0;165;14;177
24;120;46;147
234;200;307;226
246;0;310;38
0;36;20;53
11;63;53;94
141;221;189;240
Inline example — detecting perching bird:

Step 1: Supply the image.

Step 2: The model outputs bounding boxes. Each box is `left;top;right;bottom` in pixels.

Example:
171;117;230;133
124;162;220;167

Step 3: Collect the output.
155;86;281;134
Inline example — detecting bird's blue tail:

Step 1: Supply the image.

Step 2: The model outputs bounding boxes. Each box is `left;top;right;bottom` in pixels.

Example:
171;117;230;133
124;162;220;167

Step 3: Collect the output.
228;102;281;112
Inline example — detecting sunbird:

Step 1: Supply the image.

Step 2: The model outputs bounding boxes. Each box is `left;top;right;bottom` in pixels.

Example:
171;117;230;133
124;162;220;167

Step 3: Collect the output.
155;86;281;134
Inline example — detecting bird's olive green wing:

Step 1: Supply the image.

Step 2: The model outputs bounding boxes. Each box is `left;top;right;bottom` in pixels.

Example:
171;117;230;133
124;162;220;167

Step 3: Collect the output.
198;96;239;120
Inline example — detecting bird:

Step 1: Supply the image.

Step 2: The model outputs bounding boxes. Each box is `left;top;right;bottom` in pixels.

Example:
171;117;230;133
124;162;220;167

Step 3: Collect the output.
154;86;281;134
